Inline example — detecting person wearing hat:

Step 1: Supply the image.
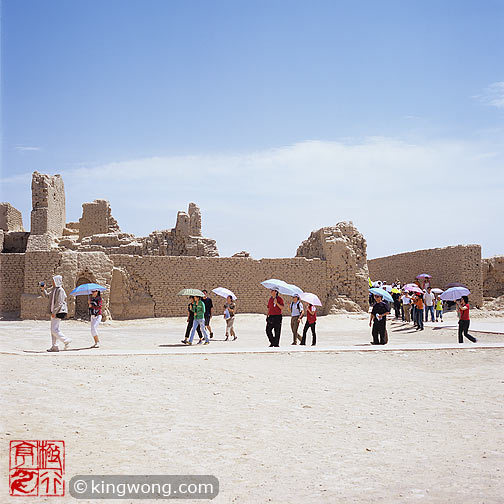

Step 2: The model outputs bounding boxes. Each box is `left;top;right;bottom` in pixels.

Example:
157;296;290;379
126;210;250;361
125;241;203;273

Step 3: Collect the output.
40;275;71;352
266;289;284;347
369;293;390;345
289;294;304;345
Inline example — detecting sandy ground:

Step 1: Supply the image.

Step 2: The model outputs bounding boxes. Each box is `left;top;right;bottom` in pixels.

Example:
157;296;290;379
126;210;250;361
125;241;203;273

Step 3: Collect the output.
1;311;504;503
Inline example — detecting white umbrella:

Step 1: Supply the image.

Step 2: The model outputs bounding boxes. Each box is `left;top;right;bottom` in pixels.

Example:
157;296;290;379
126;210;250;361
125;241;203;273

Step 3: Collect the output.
382;285;392;292
299;292;322;306
440;287;470;301
212;287;237;300
261;279;303;296
431;288;444;294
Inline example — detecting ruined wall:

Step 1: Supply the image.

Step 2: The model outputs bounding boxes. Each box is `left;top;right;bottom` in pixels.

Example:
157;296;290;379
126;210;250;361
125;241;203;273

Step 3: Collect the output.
296;222;369;311
2;232;29;253
79;199;120;240
0;203;24;231
368;245;483;307
0;254;25;314
20;251;114;320
482;256;504;298
109;255;329;319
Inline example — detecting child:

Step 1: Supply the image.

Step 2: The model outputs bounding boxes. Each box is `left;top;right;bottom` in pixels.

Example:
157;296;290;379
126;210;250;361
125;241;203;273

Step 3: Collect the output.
435;296;443;322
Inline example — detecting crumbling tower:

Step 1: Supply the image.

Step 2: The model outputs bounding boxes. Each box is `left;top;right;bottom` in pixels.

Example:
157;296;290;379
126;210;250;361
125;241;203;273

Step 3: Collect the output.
26;172;66;251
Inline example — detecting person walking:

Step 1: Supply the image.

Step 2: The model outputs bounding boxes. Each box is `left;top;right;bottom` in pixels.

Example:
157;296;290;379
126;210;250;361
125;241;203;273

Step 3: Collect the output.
435;296;443;322
414;294;424;331
456;296;477;343
201;290;214;339
224;295;237;341
424;287;435;322
266;289;284;347
369;293;390;345
401;292;411;322
185;296;210;345
40;275;71;352
392;291;401;319
181;296;202;344
289;294;304;345
301;303;317;346
88;290;102;348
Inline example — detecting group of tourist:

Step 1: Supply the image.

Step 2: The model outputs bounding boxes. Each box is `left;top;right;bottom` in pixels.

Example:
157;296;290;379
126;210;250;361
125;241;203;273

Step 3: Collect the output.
371;278;477;344
40;275;102;352
180;290;236;345
39;274;477;351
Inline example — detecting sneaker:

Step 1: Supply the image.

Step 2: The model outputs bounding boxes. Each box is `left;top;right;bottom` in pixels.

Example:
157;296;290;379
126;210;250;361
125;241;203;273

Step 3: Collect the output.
233;336;237;341
46;346;59;352
187;341;192;346
197;340;203;345
224;336;229;341
92;342;100;348
203;341;209;345
181;339;188;344
63;340;71;350
210;332;214;339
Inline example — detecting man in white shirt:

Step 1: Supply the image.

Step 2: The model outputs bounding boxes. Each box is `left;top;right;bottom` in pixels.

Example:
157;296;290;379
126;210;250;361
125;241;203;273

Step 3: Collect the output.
289;294;304;345
401;293;412;322
424;287;435;322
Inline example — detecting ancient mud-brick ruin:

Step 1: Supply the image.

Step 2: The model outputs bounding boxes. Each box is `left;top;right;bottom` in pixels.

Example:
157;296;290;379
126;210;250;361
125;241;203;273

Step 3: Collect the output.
0;171;500;319
367;246;484;307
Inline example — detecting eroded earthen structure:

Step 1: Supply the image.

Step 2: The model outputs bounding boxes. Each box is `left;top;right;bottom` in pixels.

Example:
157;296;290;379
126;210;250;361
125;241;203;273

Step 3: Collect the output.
1;171;498;319
482;256;504;299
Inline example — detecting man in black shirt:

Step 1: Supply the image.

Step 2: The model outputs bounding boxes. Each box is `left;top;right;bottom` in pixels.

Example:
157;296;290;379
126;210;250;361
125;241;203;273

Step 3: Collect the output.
369;293;390;345
201;289;214;338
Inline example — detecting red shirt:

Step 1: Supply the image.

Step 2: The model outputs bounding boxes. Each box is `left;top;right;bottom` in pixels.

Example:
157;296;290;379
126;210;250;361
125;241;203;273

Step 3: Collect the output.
460;303;470;321
306;306;317;324
267;296;284;315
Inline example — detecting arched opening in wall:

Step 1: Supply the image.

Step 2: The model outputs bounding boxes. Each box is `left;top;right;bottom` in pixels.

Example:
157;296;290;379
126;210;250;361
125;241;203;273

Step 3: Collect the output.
74;276;92;320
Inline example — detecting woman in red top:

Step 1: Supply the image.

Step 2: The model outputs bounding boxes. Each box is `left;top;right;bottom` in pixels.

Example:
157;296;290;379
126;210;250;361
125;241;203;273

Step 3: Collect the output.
300;303;317;346
456;296;477;343
266;289;284;347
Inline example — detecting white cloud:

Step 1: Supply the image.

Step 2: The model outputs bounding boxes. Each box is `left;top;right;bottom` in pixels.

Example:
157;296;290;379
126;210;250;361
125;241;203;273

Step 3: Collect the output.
14;146;41;152
2;137;503;259
475;81;504;109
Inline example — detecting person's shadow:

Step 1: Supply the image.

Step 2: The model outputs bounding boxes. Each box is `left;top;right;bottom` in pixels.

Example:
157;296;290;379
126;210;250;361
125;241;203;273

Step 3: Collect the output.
23;346;96;353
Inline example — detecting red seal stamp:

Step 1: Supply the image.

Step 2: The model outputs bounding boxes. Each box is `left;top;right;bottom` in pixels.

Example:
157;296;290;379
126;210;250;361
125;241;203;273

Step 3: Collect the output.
9;440;65;497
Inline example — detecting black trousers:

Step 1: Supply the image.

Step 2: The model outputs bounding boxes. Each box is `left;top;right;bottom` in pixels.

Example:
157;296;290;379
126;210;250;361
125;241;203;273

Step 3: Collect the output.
372;320;387;344
185;318;202;340
394;300;401;319
458;320;476;343
301;321;316;345
266;315;282;346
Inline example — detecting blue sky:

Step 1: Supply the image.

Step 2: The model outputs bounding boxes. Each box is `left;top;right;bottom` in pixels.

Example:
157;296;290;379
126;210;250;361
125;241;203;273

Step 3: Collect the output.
1;0;503;259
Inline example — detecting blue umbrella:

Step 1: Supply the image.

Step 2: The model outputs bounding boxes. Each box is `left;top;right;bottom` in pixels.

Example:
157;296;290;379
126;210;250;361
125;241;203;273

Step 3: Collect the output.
70;283;107;296
369;288;394;303
440;286;470;301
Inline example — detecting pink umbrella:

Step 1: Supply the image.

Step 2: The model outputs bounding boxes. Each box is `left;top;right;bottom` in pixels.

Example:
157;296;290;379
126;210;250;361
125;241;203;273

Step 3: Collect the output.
299;292;322;306
403;284;423;293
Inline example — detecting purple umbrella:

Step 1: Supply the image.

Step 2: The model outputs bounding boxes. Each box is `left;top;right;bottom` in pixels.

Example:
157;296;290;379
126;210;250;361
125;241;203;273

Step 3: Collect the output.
416;273;432;279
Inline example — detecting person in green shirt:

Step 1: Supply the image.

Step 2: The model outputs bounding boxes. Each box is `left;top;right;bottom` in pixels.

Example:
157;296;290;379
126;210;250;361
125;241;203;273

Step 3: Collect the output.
184;296;210;345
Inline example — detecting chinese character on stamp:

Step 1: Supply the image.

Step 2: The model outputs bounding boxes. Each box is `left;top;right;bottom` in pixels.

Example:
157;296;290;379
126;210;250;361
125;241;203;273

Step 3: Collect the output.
9;440;65;497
